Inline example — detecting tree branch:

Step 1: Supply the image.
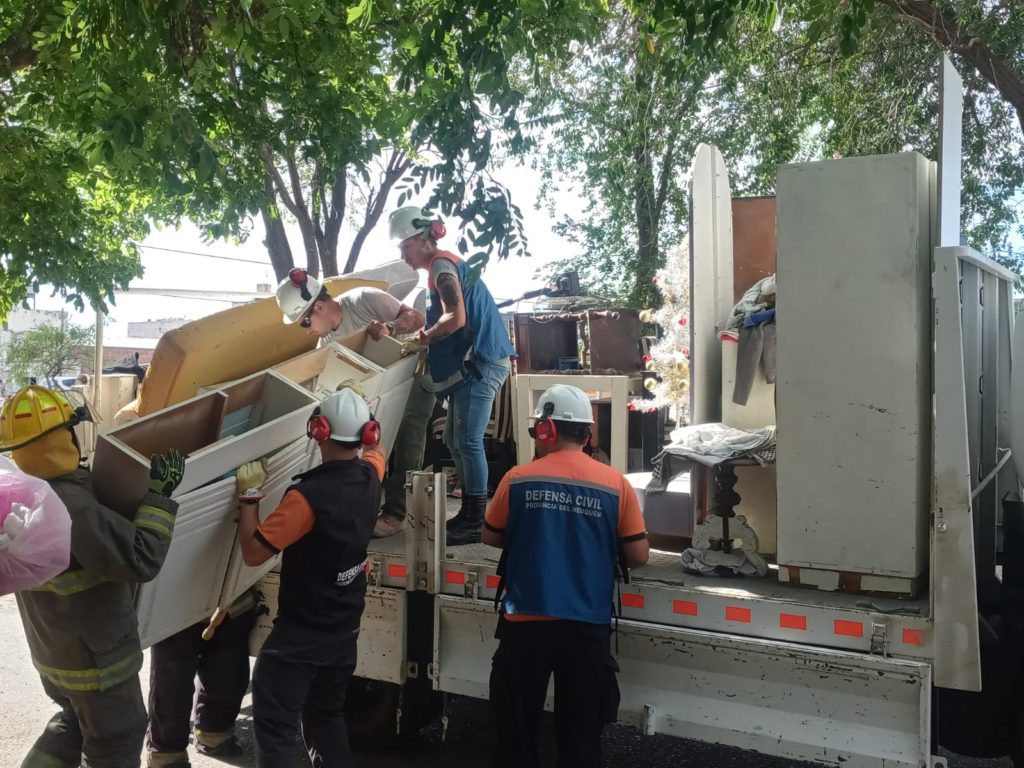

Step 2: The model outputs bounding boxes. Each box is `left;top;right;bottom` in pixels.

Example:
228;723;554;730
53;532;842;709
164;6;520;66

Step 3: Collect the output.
879;0;1024;132
259;145;302;218
0;10;42;77
344;150;410;273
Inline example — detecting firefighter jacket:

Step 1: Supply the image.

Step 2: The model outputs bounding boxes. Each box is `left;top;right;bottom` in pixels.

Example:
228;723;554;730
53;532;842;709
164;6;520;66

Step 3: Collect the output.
14;468;178;692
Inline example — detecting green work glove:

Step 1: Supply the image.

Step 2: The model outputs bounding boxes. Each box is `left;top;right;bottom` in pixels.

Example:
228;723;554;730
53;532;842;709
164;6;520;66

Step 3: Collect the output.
149;449;185;497
336;378;366;398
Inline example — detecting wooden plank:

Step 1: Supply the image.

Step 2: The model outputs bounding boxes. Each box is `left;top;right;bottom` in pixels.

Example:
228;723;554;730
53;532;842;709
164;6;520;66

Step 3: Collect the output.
731;196;776;302
272;346;329;390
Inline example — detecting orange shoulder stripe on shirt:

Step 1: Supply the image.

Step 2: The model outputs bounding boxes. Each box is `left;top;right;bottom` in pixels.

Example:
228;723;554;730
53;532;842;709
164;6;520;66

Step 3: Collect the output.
257;489;315;551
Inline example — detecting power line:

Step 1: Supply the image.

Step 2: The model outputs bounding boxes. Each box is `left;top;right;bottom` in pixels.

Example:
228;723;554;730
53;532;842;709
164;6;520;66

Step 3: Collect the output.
134;243;268;265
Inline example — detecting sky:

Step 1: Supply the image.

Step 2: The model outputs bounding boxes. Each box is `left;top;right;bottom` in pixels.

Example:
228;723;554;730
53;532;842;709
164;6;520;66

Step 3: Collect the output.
35;161;587;336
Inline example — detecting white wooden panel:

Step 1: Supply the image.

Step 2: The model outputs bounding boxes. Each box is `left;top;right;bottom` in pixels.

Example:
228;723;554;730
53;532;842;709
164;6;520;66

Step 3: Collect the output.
937;54;963;248
513;374;642;473
217;437;315;607
373;373;416;461
720;338;775;430
931;246;981;691
776;154;932;586
688;143;734;424
136;478;237;647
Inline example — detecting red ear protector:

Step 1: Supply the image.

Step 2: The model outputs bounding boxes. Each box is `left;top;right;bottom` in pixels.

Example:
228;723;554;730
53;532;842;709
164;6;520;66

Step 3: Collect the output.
361;418;381;446
306;406;382;446
413;217;446;241
289;267;313;301
529;401;558;446
307;406;332;442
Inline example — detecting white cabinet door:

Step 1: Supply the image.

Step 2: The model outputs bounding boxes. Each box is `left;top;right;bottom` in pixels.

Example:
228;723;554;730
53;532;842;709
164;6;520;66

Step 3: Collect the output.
136;478;237;647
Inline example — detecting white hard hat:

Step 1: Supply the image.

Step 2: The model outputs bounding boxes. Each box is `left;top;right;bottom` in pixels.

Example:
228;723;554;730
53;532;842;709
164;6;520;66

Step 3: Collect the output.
277;268;323;324
532;384;594;423
388;206;432;242
318;388;372;442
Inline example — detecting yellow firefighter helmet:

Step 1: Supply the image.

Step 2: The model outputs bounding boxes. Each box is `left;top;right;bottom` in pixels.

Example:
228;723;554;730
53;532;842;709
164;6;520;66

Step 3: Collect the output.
0;385;89;451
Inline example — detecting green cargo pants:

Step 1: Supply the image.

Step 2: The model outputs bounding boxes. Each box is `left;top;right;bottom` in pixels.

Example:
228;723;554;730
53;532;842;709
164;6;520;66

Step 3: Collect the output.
381;370;436;521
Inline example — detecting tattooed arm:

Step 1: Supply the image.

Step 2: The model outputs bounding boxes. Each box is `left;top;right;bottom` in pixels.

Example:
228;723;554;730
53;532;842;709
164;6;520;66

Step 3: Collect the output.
420;272;467;344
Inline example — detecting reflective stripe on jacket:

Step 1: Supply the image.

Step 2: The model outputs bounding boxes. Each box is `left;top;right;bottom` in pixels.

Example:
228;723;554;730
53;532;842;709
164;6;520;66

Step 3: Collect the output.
15;468;177;692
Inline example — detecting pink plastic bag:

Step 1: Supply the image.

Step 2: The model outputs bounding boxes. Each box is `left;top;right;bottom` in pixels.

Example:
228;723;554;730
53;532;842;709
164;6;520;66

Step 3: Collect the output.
0;456;72;596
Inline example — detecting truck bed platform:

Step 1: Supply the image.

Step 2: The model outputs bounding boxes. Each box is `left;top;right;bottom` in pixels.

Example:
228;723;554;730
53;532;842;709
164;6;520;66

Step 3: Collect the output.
366;504;933;660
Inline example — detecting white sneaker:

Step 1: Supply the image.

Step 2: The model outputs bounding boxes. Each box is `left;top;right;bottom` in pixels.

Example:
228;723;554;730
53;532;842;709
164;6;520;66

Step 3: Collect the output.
372;514;404;538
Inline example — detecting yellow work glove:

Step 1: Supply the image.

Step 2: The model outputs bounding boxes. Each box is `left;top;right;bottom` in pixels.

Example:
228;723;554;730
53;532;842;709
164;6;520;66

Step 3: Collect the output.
400;338;425;357
335;378;366;398
236;460;268;503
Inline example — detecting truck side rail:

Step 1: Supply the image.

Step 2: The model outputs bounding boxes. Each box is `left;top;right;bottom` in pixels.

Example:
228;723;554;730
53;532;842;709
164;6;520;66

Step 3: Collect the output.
931;245;1017;690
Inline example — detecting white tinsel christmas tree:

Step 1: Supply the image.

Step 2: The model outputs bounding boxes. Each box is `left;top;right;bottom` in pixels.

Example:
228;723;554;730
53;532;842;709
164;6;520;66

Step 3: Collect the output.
632;240;691;424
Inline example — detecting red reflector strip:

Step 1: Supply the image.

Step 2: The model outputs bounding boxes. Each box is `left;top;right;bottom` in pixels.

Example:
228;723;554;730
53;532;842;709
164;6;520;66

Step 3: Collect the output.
387;564;407;579
779;613;807;630
486;574;500;589
726;606;751;623
673;600;698;616
621;593;644;609
902;628;924;646
834;619;864;638
13;412;33;419
445;570;466;586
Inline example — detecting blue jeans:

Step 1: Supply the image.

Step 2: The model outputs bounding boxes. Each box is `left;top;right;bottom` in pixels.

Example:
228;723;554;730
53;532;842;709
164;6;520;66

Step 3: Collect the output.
442;358;511;496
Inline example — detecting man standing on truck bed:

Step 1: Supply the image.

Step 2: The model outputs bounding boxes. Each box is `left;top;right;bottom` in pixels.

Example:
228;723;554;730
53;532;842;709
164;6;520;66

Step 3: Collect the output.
234;387;386;768
0;385;184;768
482;384;649;768
277;267;434;538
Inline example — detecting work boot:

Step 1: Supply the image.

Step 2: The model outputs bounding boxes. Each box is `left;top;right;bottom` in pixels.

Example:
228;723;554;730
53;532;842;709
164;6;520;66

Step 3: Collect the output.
372;513;405;538
146;749;191;768
445;495;469;532
194;727;243;757
446;494;487;546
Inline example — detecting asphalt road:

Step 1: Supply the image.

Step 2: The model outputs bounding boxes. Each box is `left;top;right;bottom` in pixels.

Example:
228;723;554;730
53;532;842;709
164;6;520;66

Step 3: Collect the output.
0;595;1013;768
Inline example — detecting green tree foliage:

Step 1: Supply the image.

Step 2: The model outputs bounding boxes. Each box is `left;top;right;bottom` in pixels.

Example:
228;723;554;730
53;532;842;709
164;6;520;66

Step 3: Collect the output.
0;125;148;317
3;313;95;385
1;0;606;314
534;0;1023;307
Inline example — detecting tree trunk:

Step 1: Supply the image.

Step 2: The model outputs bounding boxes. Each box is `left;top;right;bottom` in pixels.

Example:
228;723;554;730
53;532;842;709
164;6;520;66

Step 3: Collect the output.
630;47;661;309
280;148;320;278
320;166;347;277
880;0;1024;133
260;175;294;281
